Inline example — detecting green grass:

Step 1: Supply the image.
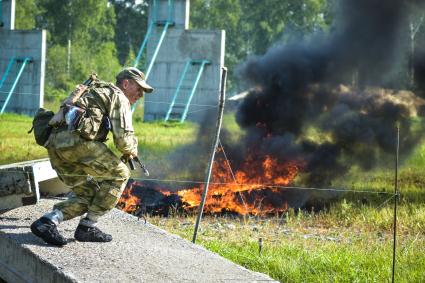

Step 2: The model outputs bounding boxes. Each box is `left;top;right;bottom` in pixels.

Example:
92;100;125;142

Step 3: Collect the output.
0;113;48;164
1;113;425;282
135;120;198;154
148;210;425;282
0;113;198;165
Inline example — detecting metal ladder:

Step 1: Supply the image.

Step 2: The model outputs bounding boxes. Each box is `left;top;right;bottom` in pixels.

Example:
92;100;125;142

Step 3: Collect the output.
164;59;210;123
132;0;175;113
0;57;33;114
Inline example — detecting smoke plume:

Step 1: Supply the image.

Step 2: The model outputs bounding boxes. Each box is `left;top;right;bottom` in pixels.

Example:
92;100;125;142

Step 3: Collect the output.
235;0;425;185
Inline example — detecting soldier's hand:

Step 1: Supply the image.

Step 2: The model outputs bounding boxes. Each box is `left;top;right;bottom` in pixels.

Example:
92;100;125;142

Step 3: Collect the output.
129;148;138;159
120;154;131;163
132;154;139;160
121;154;135;170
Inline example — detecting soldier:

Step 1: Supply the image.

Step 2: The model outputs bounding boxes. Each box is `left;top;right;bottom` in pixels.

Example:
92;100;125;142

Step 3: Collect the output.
31;67;153;246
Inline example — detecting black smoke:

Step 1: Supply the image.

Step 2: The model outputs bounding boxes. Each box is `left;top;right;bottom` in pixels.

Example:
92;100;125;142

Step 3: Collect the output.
235;0;425;186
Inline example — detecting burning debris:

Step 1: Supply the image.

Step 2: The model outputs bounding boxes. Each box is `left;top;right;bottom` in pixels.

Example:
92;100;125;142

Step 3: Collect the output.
118;154;301;217
177;154;298;215
117;181;182;217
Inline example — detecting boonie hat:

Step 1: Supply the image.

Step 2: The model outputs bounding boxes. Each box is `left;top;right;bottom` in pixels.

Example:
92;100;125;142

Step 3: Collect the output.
116;67;154;93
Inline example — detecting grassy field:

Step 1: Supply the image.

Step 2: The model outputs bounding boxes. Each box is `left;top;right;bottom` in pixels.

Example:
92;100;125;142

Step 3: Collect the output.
1;113;424;282
0;113;197;165
148;212;424;282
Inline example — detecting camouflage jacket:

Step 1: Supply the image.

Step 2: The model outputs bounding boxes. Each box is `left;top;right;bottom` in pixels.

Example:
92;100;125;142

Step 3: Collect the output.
72;80;138;156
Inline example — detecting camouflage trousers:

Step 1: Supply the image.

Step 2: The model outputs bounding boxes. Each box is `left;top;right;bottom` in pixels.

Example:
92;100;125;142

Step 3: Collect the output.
48;139;130;222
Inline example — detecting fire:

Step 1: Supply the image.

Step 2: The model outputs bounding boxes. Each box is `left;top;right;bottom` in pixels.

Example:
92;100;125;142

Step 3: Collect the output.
117;183;140;213
177;155;298;216
117;154;300;216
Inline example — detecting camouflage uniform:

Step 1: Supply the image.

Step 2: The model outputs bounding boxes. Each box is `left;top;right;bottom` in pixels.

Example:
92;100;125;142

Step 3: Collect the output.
47;81;137;222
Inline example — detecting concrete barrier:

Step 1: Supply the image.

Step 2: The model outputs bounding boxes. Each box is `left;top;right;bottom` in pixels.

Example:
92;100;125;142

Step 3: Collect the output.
0;159;69;212
0;199;277;283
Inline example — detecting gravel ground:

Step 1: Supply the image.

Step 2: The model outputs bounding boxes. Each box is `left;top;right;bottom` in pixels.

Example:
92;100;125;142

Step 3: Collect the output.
0;198;277;283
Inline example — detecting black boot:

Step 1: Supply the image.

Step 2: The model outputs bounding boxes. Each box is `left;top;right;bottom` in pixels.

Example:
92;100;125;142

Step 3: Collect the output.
74;224;112;242
30;217;67;246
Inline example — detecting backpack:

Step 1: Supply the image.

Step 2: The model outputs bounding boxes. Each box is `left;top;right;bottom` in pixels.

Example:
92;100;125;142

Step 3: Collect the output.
28;108;55;147
74;80;113;142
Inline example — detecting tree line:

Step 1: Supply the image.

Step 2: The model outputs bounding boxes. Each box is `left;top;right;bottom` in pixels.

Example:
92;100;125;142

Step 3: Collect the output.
14;0;425;100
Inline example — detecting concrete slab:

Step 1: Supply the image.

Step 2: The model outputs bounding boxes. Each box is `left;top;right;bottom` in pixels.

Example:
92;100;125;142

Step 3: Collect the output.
0;198;277;283
0;159;70;212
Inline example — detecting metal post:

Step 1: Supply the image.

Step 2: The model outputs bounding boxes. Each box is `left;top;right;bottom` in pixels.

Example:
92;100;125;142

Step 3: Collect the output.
67;39;71;76
1;57;31;114
392;125;400;283
192;67;227;244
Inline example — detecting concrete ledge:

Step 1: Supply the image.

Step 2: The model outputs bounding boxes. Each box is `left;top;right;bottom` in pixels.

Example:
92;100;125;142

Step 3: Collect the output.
0;199;277;283
0;159;70;211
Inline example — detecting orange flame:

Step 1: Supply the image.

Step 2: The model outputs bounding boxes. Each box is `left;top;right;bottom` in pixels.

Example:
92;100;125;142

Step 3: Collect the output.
117;155;299;216
177;155;298;216
117;184;140;213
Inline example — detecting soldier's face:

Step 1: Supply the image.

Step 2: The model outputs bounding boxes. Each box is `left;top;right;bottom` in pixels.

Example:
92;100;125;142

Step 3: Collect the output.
122;79;144;104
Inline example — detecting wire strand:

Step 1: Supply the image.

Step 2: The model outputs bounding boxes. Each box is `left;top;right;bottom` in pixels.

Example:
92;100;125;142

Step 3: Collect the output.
0;89;220;108
0;168;395;195
218;139;250;213
376;195;396;210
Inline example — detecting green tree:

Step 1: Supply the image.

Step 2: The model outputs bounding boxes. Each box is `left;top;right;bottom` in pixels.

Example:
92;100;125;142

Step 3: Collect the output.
190;0;243;66
190;0;243;91
36;0;116;46
14;0;39;29
110;0;149;65
15;0;332;96
190;0;329;91
408;7;425;88
240;0;328;55
34;0;121;95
